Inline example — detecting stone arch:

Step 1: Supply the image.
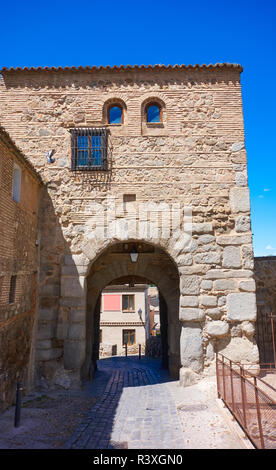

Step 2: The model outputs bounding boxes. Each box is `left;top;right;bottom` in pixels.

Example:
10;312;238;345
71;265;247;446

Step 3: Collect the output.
61;239;181;383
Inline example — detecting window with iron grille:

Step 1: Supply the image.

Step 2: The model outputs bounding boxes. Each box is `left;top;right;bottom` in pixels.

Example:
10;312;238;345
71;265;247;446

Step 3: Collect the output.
70;128;108;170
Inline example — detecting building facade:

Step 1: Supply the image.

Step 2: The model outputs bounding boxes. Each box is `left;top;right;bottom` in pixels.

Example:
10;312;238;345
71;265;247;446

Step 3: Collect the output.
100;284;148;356
0;63;259;389
0;126;42;411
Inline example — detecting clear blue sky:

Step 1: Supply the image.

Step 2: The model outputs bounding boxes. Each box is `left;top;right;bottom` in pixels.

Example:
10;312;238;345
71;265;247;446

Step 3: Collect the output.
1;0;275;256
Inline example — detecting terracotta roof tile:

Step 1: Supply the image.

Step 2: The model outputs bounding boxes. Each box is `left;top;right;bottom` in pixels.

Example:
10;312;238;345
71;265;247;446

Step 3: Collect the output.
1;63;243;73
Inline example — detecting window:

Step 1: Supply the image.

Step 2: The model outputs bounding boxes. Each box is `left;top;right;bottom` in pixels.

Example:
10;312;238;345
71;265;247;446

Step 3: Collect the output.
71;128;108;170
9;275;17;304
123;329;135;346
122;294;135;312
146;103;162;123
108;105;123;124
12;163;21;202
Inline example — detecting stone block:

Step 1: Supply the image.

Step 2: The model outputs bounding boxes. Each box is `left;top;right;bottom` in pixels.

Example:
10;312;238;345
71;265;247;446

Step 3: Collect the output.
192;222;213;234
231;142;244;152
205;269;253;279
180;308;205;322
235;215;251;233
229;187;250;213
201;280;213;291
194;252;221;265
226;293;257;322
205;308;223;319
67;323;86;340
222;246;241;268
180;324;203;373
242;245;254;269
217;336;259;364
200;295;217;307
180;296;199;307
180;275;200;295
217;234;252;245
198;234;215;244
179;367;199;387
239;280;256;292
206;321;229;337
235;171;247;187
214;279;237;291
177;254;193;266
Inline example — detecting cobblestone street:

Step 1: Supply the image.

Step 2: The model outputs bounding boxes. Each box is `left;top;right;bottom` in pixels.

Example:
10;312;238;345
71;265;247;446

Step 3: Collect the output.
64;356;246;450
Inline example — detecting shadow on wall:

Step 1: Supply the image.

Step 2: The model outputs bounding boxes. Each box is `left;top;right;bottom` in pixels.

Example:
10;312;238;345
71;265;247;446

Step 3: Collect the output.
64;355;178;450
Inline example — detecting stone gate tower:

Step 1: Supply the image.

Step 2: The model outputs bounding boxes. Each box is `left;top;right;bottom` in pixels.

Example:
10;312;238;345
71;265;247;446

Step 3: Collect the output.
0;63;259;389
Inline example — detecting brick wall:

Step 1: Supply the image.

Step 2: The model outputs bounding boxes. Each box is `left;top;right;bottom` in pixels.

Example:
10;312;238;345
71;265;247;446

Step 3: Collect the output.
0;131;41;411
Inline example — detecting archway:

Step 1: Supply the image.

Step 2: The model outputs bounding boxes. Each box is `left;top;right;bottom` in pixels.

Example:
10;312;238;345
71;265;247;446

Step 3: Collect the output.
83;241;180;381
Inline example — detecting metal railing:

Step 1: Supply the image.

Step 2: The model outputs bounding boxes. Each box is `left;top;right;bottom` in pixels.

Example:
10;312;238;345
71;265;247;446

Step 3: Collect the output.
216;354;276;449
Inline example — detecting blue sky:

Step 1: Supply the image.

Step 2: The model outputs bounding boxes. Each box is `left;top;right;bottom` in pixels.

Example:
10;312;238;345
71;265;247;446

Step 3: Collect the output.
1;0;275;256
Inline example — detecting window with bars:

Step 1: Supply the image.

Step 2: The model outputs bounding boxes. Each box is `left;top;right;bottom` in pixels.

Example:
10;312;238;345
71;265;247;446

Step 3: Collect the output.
70;128;108;170
122;294;135;312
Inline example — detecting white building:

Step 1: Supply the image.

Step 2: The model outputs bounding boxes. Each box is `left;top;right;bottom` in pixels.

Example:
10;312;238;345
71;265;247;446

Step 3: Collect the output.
100;284;149;356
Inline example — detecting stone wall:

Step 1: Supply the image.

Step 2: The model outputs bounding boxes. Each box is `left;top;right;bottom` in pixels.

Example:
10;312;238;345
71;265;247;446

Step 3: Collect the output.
0;64;259;387
0;128;41;411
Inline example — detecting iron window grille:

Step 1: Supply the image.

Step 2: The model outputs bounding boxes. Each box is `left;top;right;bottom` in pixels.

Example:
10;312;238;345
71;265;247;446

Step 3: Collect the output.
70;128;108;171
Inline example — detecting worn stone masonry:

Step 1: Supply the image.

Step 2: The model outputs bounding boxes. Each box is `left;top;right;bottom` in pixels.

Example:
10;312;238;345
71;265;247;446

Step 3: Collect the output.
0;63;259;389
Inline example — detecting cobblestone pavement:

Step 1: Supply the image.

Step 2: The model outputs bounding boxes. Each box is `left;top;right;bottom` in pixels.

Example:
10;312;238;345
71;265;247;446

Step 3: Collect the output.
64;357;184;449
64;356;245;450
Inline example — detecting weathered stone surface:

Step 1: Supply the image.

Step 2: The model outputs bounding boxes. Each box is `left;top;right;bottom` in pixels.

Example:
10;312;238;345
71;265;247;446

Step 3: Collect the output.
61;276;85;298
235;171;247;187
198;234;215;245
180;324;203;373
179;367;199;387
201;280;213;290
194;252;221;265
192;223;213;234
180;275;200;295
205;269;253;279
217;336;259;364
200;295;217;307
180;308;205;322
242;245;254;269
241;321;255;337
180;296;199;307
206;321;229;337
222;246;241;268
231;142;244;152
235;215;251;233
226;293;257;322
64;340;86;370
177;254;193;266
214;279;237;291
229;187;250;213
205;308;223;319
217;234;252;245
239;279;256;292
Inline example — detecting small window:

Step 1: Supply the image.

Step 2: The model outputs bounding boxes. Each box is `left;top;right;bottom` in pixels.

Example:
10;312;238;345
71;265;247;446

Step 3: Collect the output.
146;104;161;123
108;105;123;124
71;128;108;170
9;275;17;304
12;163;21;202
122;294;135;312
123;329;135;346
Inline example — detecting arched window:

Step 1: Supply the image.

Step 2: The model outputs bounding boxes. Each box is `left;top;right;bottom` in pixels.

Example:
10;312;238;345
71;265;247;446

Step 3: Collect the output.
145;103;162;123
108;105;123;124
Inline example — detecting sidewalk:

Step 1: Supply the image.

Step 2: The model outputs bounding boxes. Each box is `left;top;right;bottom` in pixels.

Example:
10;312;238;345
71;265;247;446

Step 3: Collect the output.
0;356;250;449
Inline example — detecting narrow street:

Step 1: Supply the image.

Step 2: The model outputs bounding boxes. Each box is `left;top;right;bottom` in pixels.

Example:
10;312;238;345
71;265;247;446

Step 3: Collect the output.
64;356;246;450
